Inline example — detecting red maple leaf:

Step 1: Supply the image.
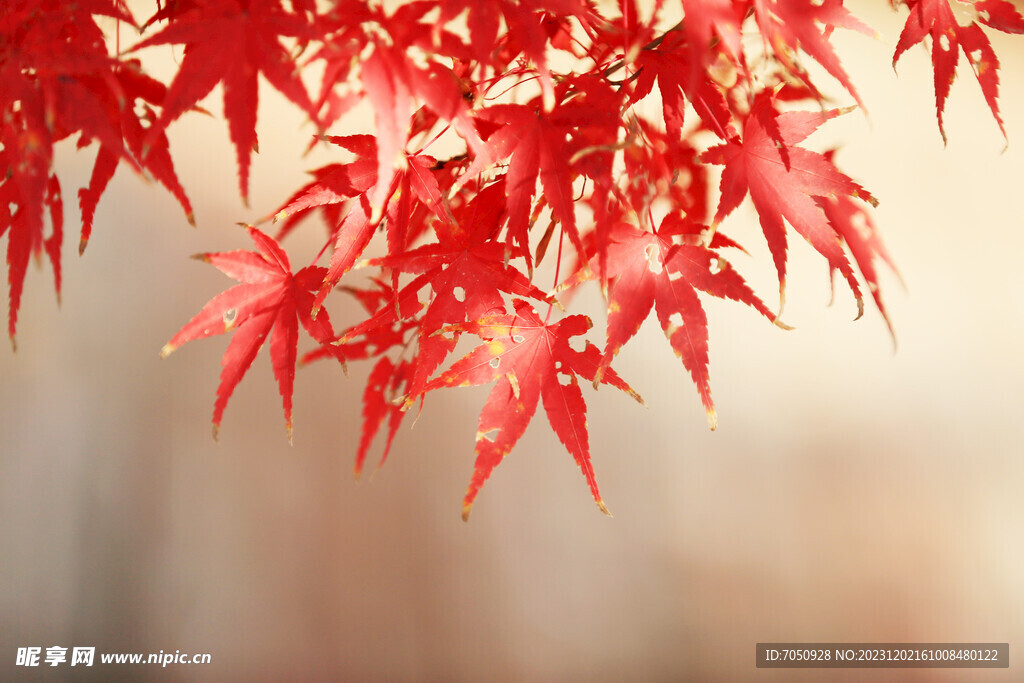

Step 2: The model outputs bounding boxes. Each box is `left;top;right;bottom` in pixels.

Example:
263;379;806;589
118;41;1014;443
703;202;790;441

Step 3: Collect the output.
701;91;877;316
752;0;875;108
591;0;659;63
424;299;643;520
131;0;320;203
77;60;195;254
975;0;1024;33
297;278;416;370
893;0;1024;142
439;0;595;107
327;3;483;223
350;179;553;405
821;194;902;340
270;134;378;241
271;134;454;314
0;2;82;314
565;214;776;428
623;119;711;224
455;88;619;271
682;0;746;72
7;0;973;519
355;356;411;478
628;28;733;142
161;226;335;441
1;1;193;346
0;159;62;351
303;0;373;131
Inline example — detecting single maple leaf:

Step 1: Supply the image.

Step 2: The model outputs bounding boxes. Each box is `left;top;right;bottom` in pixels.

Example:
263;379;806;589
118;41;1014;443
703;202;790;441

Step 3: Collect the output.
269;135;380;316
439;0;595;108
563;214;776;429
623;118;711;224
0;161;63;351
362;47;483;218
268;161;352;241
600;0;660;61
305;0;373;131
701;91;877;317
381;148;452;259
975;0;1024;33
355;356;411;478
333;273;430;353
77;60;195;254
752;0;875;109
269;134;378;242
893;0;1024;143
367;181;527;325
821;194;902;340
131;0;320;203
332;270;451;410
629;28;733;142
161;226;334;441
294;138;454;314
682;0;746;72
424;299;643;520
272;133;459;315
359;42;413;222
298;278;417;370
338;3;483;223
455;89;618;271
0;110;57;350
359;180;554;405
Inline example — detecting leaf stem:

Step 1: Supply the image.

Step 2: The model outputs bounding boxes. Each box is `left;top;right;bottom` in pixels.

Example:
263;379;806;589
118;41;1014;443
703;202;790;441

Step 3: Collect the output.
546;228;565;324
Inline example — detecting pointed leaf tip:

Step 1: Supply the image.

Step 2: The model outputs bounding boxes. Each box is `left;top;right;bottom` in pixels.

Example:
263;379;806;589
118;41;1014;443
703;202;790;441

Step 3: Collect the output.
212;423;220;442
160;343;176;359
597;499;612;517
707;408;718;431
772;317;794;331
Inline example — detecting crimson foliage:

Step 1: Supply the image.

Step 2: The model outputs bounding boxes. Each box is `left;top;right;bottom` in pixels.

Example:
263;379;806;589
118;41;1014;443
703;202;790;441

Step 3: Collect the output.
3;0;1021;517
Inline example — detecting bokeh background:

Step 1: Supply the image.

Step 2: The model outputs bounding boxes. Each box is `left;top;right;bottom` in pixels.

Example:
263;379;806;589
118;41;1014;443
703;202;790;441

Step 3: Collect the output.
3;1;1023;680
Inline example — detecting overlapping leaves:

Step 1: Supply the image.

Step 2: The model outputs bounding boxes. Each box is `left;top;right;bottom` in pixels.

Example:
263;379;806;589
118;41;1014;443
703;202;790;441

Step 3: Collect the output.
5;0;1018;516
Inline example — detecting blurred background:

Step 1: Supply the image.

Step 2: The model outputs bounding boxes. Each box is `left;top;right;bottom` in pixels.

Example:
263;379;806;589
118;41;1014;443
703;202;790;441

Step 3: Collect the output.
2;1;1023;680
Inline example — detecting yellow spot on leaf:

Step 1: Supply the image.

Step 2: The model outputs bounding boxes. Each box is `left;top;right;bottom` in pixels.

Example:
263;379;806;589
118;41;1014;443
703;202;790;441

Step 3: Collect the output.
507;372;520;400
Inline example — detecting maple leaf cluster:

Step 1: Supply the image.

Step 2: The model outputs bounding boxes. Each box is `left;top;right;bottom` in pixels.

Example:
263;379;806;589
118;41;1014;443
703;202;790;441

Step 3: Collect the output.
3;0;1022;517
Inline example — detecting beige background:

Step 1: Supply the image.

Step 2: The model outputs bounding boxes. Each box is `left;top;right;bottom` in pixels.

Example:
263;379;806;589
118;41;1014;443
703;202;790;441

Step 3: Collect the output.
2;1;1023;680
